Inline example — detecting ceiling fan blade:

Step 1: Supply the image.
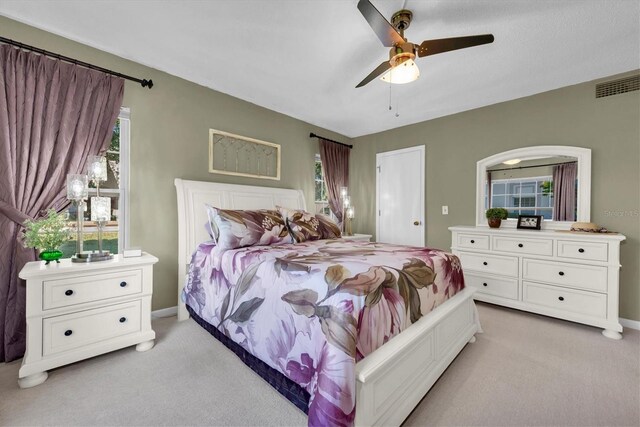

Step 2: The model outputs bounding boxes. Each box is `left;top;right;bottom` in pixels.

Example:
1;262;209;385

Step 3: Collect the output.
357;0;404;47
356;60;392;88
417;34;494;57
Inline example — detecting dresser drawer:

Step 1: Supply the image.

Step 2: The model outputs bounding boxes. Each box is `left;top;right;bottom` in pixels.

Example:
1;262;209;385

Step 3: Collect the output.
458;252;518;277
456;234;489;250
557;240;608;262
492;236;553;256
465;273;518;300
42;300;142;356
43;269;143;310
522;259;607;293
523;281;607;319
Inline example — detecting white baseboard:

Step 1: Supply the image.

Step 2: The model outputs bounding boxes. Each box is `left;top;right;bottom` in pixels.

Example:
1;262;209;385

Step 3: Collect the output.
620;317;640;331
152;306;178;318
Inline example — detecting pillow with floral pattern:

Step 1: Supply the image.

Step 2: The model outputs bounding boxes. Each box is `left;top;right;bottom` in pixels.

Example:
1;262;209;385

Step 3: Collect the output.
278;207;342;242
206;205;291;250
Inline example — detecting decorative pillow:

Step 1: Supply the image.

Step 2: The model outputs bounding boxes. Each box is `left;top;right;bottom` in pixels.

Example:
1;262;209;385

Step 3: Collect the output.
205;205;291;250
278;207;342;242
316;213;342;239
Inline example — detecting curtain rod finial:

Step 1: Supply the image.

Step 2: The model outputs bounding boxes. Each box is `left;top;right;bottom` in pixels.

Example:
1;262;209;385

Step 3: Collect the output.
141;79;153;89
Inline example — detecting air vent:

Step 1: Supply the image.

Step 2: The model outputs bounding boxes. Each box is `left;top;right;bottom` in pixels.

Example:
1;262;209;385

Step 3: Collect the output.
596;75;639;98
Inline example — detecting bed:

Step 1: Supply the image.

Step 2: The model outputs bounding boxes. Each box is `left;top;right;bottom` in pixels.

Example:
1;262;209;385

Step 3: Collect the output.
175;179;479;426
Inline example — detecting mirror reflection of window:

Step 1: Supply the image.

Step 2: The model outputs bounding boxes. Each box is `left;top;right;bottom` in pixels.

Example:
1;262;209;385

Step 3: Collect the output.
485;156;577;221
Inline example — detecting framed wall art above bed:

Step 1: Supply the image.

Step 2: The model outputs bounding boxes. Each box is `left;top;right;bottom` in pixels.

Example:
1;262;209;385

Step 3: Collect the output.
208;129;281;180
174;179;479;427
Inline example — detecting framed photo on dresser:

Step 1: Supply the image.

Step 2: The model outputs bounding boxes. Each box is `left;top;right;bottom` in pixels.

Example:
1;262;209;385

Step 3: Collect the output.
517;215;543;230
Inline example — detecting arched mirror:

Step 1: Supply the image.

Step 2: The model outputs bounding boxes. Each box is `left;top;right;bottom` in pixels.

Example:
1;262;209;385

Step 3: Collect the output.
476;146;591;229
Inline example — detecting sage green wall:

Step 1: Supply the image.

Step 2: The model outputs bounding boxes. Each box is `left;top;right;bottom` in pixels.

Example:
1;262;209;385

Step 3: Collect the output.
351;71;640;321
1;16;351;310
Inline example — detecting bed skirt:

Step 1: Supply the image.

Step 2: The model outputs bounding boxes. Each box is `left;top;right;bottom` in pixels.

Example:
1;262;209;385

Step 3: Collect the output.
186;304;310;413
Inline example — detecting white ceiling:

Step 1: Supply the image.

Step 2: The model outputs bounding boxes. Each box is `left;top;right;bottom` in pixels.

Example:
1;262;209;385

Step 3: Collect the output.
1;0;638;138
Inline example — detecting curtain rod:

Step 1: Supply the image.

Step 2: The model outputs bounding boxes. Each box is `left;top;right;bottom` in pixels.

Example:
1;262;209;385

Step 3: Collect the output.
309;132;353;149
488;161;577;173
0;36;154;89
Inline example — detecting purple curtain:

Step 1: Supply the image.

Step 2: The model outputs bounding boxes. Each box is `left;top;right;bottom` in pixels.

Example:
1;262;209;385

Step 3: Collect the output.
0;45;124;362
318;139;350;224
552;163;578;221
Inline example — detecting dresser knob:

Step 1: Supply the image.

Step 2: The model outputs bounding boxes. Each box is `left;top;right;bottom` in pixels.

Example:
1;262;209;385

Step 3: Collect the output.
64;289;74;296
119;317;127;323
120;281;127;287
518;243;523;248
558;296;565;301
470;240;475;244
558;271;565;276
483;261;488;266
64;330;73;336
578;248;585;253
483;283;488;287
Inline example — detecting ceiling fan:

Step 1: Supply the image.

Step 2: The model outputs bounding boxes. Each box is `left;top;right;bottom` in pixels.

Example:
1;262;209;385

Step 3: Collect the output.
356;0;494;88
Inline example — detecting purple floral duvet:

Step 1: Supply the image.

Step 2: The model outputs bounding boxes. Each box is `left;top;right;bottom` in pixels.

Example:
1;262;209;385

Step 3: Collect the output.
183;238;465;426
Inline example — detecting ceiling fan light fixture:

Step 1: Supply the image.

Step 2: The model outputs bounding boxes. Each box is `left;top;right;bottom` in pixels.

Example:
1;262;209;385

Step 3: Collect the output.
380;57;420;84
503;159;522;165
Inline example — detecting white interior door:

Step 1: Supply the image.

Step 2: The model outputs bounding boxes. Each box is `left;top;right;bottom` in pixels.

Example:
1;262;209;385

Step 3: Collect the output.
376;145;425;246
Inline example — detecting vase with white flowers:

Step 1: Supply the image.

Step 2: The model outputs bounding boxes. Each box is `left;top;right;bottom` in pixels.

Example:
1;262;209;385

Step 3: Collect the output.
23;209;71;265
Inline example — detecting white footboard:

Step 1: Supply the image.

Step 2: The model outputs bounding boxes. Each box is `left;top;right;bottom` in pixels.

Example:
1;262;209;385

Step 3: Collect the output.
354;287;478;426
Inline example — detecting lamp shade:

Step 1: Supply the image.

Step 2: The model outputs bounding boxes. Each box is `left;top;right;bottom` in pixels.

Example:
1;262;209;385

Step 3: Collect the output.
67;174;88;200
91;197;111;222
347;207;355;219
380;58;420;84
88;156;108;182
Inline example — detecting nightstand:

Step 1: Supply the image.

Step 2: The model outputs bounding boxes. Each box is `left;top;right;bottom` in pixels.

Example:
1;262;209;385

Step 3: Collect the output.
18;253;158;388
345;234;373;242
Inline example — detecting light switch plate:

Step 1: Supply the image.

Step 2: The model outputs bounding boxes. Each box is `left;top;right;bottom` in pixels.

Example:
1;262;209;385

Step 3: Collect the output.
442;206;449;215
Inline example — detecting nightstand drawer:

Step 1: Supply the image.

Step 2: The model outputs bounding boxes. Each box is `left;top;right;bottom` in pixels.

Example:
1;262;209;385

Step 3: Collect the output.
492;236;553;256
465;273;518;300
42;300;142;356
458;252;519;277
456;234;489;250
43;269;142;310
557;240;608;262
522;259;607;292
523;281;607;319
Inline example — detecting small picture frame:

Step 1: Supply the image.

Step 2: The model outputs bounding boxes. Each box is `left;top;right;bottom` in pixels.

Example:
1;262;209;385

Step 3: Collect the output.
517;215;543;230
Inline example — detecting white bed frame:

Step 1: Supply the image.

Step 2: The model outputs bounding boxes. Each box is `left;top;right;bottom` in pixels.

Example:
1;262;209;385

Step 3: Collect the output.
175;178;479;426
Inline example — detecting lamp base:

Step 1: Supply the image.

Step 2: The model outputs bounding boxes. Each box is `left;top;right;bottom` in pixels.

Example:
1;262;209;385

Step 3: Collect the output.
71;251;114;263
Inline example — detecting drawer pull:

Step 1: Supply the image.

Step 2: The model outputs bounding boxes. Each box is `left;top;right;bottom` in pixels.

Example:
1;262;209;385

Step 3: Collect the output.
470;240;475;244
64;289;74;296
483;283;488;287
558;296;565;301
558;271;565;276
518;243;523;248
483;261;488;266
64;330;73;336
119;317;127;323
578;248;585;253
120;281;127;288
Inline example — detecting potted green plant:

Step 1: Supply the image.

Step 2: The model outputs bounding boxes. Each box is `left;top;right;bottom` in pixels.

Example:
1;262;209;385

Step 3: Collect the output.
23;209;71;265
485;207;508;228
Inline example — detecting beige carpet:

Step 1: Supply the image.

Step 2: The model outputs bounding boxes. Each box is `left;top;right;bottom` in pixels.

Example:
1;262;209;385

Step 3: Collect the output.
1;302;638;426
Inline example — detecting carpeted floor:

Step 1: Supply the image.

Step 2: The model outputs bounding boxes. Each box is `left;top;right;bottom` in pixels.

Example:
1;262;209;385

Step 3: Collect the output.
1;302;638;426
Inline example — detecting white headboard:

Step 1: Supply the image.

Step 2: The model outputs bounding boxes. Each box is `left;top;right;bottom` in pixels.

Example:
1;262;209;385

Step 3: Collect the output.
174;178;306;320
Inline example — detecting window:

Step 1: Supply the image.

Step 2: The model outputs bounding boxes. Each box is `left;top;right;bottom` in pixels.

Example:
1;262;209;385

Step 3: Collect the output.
60;108;130;257
314;154;332;216
489;176;554;219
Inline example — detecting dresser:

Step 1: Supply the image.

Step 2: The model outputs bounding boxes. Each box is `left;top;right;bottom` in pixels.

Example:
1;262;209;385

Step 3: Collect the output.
18;253;158;388
449;226;626;339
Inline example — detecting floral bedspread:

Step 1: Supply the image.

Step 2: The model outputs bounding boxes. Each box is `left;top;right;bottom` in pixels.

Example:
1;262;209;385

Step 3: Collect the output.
183;238;465;426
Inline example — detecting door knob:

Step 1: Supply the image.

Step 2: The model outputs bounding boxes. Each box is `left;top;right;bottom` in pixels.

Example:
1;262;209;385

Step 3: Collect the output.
413;220;420;226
